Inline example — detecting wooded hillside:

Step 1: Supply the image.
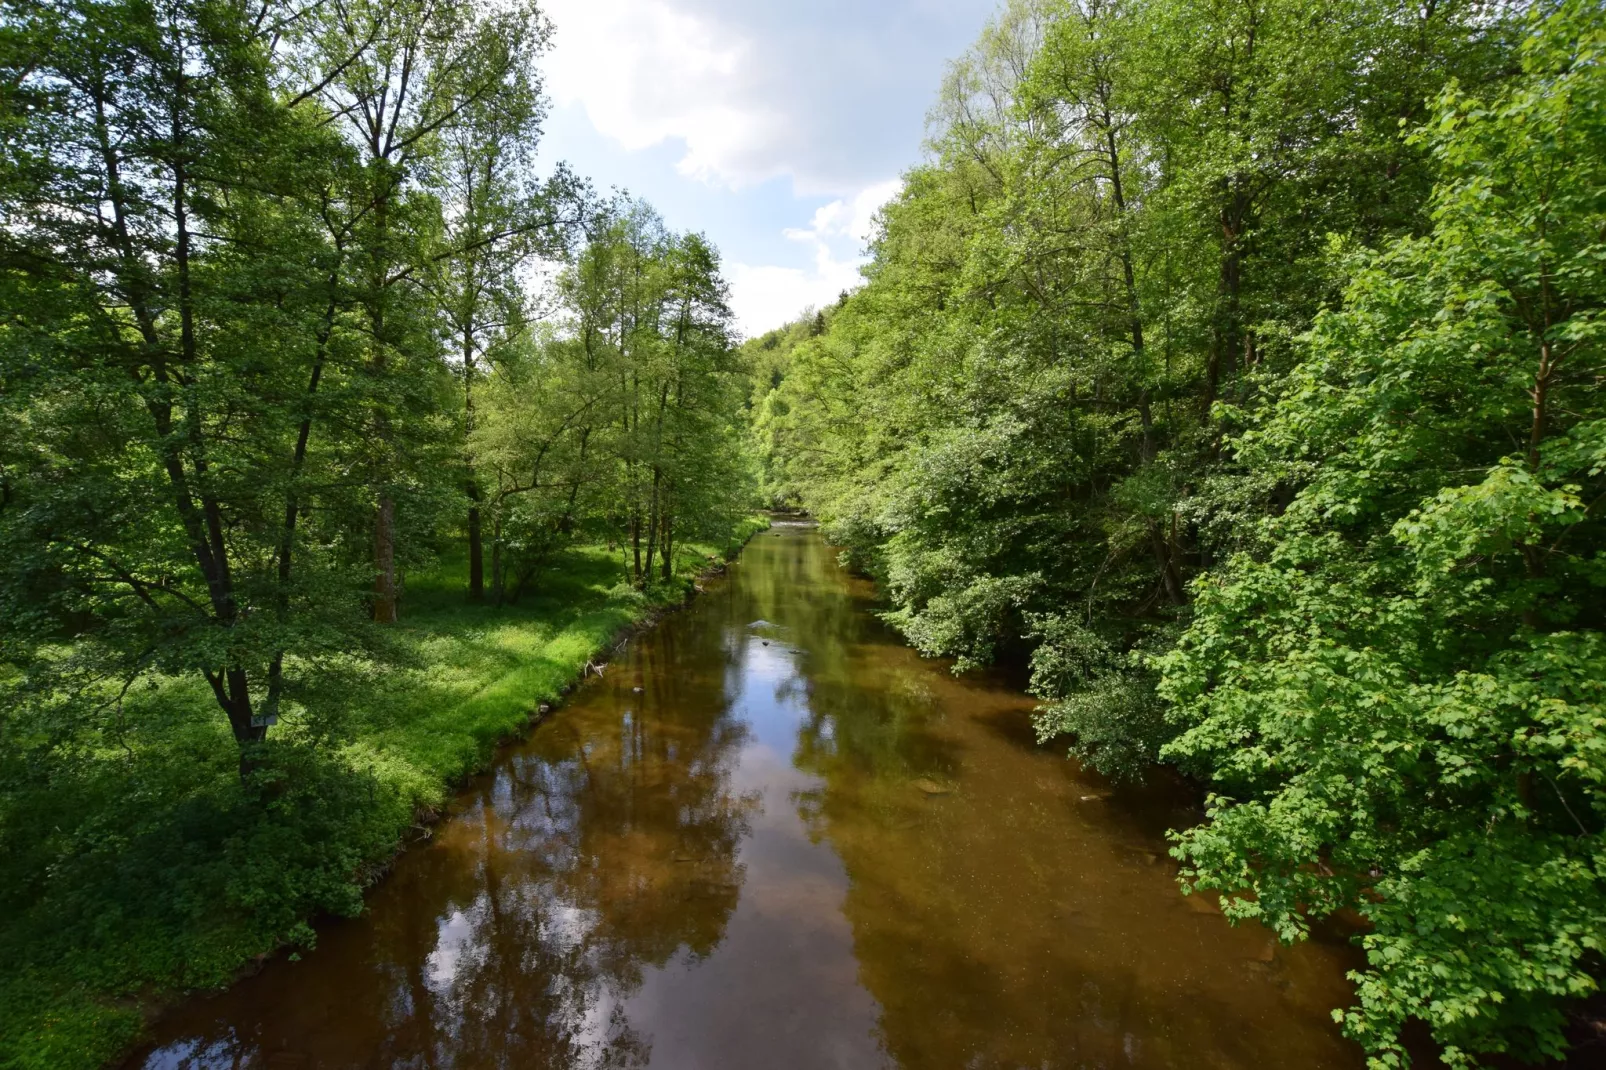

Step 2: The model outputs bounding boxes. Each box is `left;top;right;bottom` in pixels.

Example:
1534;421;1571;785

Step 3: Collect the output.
754;1;1606;1064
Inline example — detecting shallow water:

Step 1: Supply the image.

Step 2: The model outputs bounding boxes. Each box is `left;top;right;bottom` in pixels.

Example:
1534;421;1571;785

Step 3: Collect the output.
133;521;1364;1070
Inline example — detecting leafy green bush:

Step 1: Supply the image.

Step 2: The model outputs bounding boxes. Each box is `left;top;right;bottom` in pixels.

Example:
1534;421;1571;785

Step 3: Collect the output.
0;532;760;1070
1161;5;1606;1063
1030;616;1175;781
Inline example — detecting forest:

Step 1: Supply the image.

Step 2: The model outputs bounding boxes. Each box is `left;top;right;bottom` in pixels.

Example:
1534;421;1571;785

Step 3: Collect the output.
752;0;1605;1066
1;0;1603;1066
0;0;756;1062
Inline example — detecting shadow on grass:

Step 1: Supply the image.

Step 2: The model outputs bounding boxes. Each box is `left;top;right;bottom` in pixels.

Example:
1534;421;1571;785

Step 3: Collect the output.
0;533;761;1070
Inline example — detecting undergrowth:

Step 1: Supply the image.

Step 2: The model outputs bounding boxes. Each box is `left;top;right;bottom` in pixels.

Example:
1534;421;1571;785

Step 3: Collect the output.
0;519;766;1070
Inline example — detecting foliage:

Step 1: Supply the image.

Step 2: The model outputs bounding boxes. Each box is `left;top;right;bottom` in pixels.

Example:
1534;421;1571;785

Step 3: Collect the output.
0;0;750;755
0;531;760;1070
0;0;574;757
761;0;1513;772
473;199;754;600
1160;4;1606;1063
761;0;1605;1062
740;306;839;507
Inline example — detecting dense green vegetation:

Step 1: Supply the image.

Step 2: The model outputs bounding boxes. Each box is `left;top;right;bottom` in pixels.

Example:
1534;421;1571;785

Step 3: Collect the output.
5;0;1604;1064
0;530;761;1069
756;0;1606;1065
0;0;759;1061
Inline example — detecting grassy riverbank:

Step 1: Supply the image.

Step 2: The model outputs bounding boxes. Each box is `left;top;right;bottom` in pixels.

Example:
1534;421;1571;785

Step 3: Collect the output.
0;518;766;1070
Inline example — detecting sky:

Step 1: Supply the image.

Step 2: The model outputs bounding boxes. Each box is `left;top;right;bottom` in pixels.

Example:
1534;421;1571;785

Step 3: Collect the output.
533;0;1000;339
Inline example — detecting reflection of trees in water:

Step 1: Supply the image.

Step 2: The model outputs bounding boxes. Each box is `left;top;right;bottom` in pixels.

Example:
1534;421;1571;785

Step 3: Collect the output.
152;620;757;1070
762;535;1360;1070
384;629;758;1069
789;659;960;848
725;531;959;843
794;668;946;780
726;533;868;667
378;825;654;1070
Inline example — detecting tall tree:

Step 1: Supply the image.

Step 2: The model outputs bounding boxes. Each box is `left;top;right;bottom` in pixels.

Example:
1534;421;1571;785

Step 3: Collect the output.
294;0;552;621
473;201;748;600
1161;3;1606;1061
422;13;588;602
0;0;363;757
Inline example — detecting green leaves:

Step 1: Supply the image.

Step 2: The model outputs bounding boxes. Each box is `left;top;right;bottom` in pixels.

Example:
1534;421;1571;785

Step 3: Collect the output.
764;0;1604;1062
1161;1;1606;1062
474;198;752;601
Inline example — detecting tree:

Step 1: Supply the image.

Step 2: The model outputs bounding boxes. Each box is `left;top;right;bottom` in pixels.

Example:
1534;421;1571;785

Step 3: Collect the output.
1160;3;1606;1062
472;200;749;601
0;0;367;758
422;12;588;602
293;0;554;621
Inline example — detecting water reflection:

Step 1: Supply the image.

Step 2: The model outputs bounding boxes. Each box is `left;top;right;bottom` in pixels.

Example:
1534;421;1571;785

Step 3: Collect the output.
136;522;1365;1070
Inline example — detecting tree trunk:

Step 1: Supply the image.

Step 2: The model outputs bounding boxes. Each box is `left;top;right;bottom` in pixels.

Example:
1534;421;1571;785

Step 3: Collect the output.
210;666;265;778
631;507;643;586
374;494;399;623
464;317;484;602
1150;522;1185;605
265;277;337;724
468;485;485;601
491;512;505;606
174;76;270;763
661;506;673;582
104;66;266;768
369;174;399;623
643;467;662;583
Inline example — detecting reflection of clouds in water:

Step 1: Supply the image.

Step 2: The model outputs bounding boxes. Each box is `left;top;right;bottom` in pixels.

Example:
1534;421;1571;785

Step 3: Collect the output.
426;908;474;988
745;637;797;682
379;667;758;1068
405;865;655;1067
543;900;600;951
573;984;625;1059
140;1035;235;1070
422;887;603;993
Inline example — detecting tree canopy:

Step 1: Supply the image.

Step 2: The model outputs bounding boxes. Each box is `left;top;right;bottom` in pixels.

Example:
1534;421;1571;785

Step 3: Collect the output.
0;0;749;763
759;0;1606;1063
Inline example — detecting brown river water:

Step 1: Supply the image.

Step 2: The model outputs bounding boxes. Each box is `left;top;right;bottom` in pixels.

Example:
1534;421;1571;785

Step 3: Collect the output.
131;520;1365;1070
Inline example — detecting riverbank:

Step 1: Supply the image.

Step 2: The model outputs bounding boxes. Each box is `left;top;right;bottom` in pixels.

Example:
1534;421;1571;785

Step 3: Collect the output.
124;520;1372;1070
0;517;767;1070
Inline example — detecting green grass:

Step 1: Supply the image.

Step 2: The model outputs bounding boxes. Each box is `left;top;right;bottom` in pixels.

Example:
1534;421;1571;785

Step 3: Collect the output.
0;518;768;1070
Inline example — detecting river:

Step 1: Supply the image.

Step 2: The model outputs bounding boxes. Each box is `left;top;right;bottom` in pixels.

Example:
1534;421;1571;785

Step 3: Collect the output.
132;520;1364;1069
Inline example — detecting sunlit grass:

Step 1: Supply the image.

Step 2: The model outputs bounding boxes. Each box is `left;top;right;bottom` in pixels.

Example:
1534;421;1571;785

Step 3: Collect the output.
0;520;767;1070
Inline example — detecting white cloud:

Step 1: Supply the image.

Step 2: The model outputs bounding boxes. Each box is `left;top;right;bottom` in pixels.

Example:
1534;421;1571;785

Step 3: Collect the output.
728;180;902;337
783;180;904;248
726;263;854;341
533;0;991;336
540;0;990;195
540;0;794;191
